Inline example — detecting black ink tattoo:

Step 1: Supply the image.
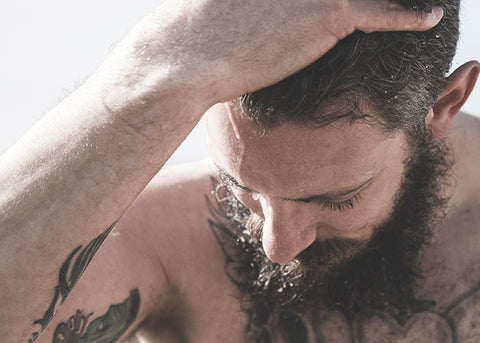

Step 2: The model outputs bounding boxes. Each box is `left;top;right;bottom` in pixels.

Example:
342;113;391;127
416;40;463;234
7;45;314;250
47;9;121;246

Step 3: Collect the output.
52;288;140;343
29;223;116;342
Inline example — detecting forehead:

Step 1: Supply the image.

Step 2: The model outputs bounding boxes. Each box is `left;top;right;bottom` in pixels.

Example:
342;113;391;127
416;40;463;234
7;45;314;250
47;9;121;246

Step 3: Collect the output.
205;102;407;196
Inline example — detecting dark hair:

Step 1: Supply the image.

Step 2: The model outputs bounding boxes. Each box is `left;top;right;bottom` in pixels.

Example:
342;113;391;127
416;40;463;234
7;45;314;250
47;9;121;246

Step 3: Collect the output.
238;0;460;143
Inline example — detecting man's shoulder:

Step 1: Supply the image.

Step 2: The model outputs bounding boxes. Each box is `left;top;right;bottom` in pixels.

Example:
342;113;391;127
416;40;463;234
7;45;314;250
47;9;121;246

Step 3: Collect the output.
120;158;221;241
118;160;248;341
149;159;216;199
128;159;216;223
444;112;480;206
449;111;480;161
113;159;221;272
416;107;480;314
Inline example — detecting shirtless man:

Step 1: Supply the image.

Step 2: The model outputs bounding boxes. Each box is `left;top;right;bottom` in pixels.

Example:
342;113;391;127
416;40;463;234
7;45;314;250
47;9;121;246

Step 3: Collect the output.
1;0;479;342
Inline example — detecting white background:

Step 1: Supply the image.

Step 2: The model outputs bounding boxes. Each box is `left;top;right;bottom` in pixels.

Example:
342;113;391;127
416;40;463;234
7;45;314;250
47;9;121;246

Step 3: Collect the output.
0;1;478;165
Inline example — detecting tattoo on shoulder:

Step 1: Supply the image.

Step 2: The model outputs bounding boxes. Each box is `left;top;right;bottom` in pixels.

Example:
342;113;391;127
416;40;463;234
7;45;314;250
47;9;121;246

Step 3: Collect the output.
52;288;140;343
29;222;117;342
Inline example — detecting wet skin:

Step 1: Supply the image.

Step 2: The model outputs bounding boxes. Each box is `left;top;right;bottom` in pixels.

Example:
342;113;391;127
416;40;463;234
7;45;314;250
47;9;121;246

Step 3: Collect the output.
205;102;411;265
39;113;480;343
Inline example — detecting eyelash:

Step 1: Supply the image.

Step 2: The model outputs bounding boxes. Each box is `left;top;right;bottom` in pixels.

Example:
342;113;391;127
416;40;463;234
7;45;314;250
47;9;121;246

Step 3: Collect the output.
219;172;363;212
317;193;363;212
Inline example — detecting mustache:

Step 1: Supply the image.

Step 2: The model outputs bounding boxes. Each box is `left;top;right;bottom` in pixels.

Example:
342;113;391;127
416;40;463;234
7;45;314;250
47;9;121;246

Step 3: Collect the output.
298;238;368;266
246;212;368;265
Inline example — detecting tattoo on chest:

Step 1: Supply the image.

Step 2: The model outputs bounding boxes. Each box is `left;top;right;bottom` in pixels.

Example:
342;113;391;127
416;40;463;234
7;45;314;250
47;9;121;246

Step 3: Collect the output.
241;286;480;343
29;223;116;342
206;182;480;342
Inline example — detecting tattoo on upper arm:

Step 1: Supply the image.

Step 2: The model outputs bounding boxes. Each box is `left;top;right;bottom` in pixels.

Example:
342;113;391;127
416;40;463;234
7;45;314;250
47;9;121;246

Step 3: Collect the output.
52;289;140;343
29;222;117;342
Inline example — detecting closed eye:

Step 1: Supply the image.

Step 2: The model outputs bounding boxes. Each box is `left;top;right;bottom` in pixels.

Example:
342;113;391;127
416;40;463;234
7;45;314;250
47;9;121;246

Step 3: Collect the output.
218;171;254;193
217;168;366;212
309;193;363;212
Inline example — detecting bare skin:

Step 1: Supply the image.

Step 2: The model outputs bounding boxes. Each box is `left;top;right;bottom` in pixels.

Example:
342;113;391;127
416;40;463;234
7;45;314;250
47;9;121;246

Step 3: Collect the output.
0;0;469;342
33;59;480;342
34;55;480;341
36;110;480;343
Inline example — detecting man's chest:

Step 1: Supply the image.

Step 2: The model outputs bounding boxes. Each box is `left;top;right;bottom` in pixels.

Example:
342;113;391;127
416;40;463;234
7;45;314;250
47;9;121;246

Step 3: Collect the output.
128;282;480;343
129;236;480;343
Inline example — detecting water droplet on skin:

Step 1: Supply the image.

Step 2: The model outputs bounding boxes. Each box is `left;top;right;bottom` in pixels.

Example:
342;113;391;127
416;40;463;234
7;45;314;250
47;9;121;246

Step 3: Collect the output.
138;42;149;56
251;192;260;201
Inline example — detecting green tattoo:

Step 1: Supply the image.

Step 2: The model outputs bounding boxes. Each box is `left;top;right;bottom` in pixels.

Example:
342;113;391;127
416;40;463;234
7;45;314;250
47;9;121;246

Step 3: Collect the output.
52;289;140;343
30;223;117;342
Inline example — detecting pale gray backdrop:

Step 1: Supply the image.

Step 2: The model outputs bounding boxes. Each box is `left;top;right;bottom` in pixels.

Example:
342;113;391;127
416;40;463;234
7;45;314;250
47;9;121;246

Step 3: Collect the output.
0;0;479;165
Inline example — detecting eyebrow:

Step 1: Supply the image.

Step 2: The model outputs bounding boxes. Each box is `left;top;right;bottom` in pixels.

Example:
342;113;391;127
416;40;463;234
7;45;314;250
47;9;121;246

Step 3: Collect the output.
214;163;375;203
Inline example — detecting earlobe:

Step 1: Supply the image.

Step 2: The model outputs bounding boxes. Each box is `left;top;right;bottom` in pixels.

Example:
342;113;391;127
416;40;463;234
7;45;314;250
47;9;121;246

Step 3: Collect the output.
428;60;480;137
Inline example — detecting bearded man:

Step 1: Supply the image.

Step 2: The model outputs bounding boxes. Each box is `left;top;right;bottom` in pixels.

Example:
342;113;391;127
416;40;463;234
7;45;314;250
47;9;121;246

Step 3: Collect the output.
1;0;479;342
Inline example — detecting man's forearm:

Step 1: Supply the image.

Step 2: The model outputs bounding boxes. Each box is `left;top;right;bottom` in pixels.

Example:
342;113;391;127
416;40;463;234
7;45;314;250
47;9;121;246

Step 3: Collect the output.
0;42;207;341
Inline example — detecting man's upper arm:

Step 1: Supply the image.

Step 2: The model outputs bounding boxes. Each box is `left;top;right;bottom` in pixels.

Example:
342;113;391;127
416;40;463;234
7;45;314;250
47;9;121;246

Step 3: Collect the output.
34;162;215;343
34;200;171;343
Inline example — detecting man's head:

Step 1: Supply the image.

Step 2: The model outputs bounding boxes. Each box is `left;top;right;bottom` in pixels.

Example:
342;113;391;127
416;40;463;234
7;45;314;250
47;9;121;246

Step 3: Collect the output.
237;0;462;145
209;131;452;315
207;106;410;265
204;0;479;313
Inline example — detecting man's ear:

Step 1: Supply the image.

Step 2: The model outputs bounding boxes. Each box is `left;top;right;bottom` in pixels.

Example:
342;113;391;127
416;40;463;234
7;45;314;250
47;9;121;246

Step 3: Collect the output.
427;60;480;137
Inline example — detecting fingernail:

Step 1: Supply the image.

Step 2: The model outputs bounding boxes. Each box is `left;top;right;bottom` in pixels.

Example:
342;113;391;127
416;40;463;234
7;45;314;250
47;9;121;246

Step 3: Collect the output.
432;6;444;21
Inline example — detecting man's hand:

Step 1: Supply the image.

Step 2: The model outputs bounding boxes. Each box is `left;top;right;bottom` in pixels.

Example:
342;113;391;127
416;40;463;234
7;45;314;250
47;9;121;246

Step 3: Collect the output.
101;0;443;114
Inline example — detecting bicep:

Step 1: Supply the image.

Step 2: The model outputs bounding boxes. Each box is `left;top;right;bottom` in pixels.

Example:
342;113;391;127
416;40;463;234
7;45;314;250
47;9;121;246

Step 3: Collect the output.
35;221;169;343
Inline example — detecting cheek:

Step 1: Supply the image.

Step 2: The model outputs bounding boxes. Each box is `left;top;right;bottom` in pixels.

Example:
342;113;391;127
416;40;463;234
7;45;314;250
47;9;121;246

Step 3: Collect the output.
324;177;402;237
327;200;393;237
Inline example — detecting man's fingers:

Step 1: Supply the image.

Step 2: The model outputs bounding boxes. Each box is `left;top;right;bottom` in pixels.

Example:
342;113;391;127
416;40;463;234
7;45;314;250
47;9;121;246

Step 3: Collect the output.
352;3;444;34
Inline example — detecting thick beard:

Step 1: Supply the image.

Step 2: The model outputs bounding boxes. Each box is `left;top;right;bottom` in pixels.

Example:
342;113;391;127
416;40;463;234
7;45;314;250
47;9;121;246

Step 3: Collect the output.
215;135;453;318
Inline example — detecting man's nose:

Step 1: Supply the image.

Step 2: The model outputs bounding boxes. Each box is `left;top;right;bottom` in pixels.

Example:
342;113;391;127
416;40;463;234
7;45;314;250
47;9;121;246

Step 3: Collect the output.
258;196;317;265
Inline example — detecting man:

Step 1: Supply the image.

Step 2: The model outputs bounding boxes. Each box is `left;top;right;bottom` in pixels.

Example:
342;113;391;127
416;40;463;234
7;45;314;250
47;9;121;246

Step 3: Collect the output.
0;0;478;342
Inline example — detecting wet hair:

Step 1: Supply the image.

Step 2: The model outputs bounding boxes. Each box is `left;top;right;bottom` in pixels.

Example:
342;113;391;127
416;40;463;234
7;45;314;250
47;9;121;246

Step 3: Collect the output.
238;0;460;144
